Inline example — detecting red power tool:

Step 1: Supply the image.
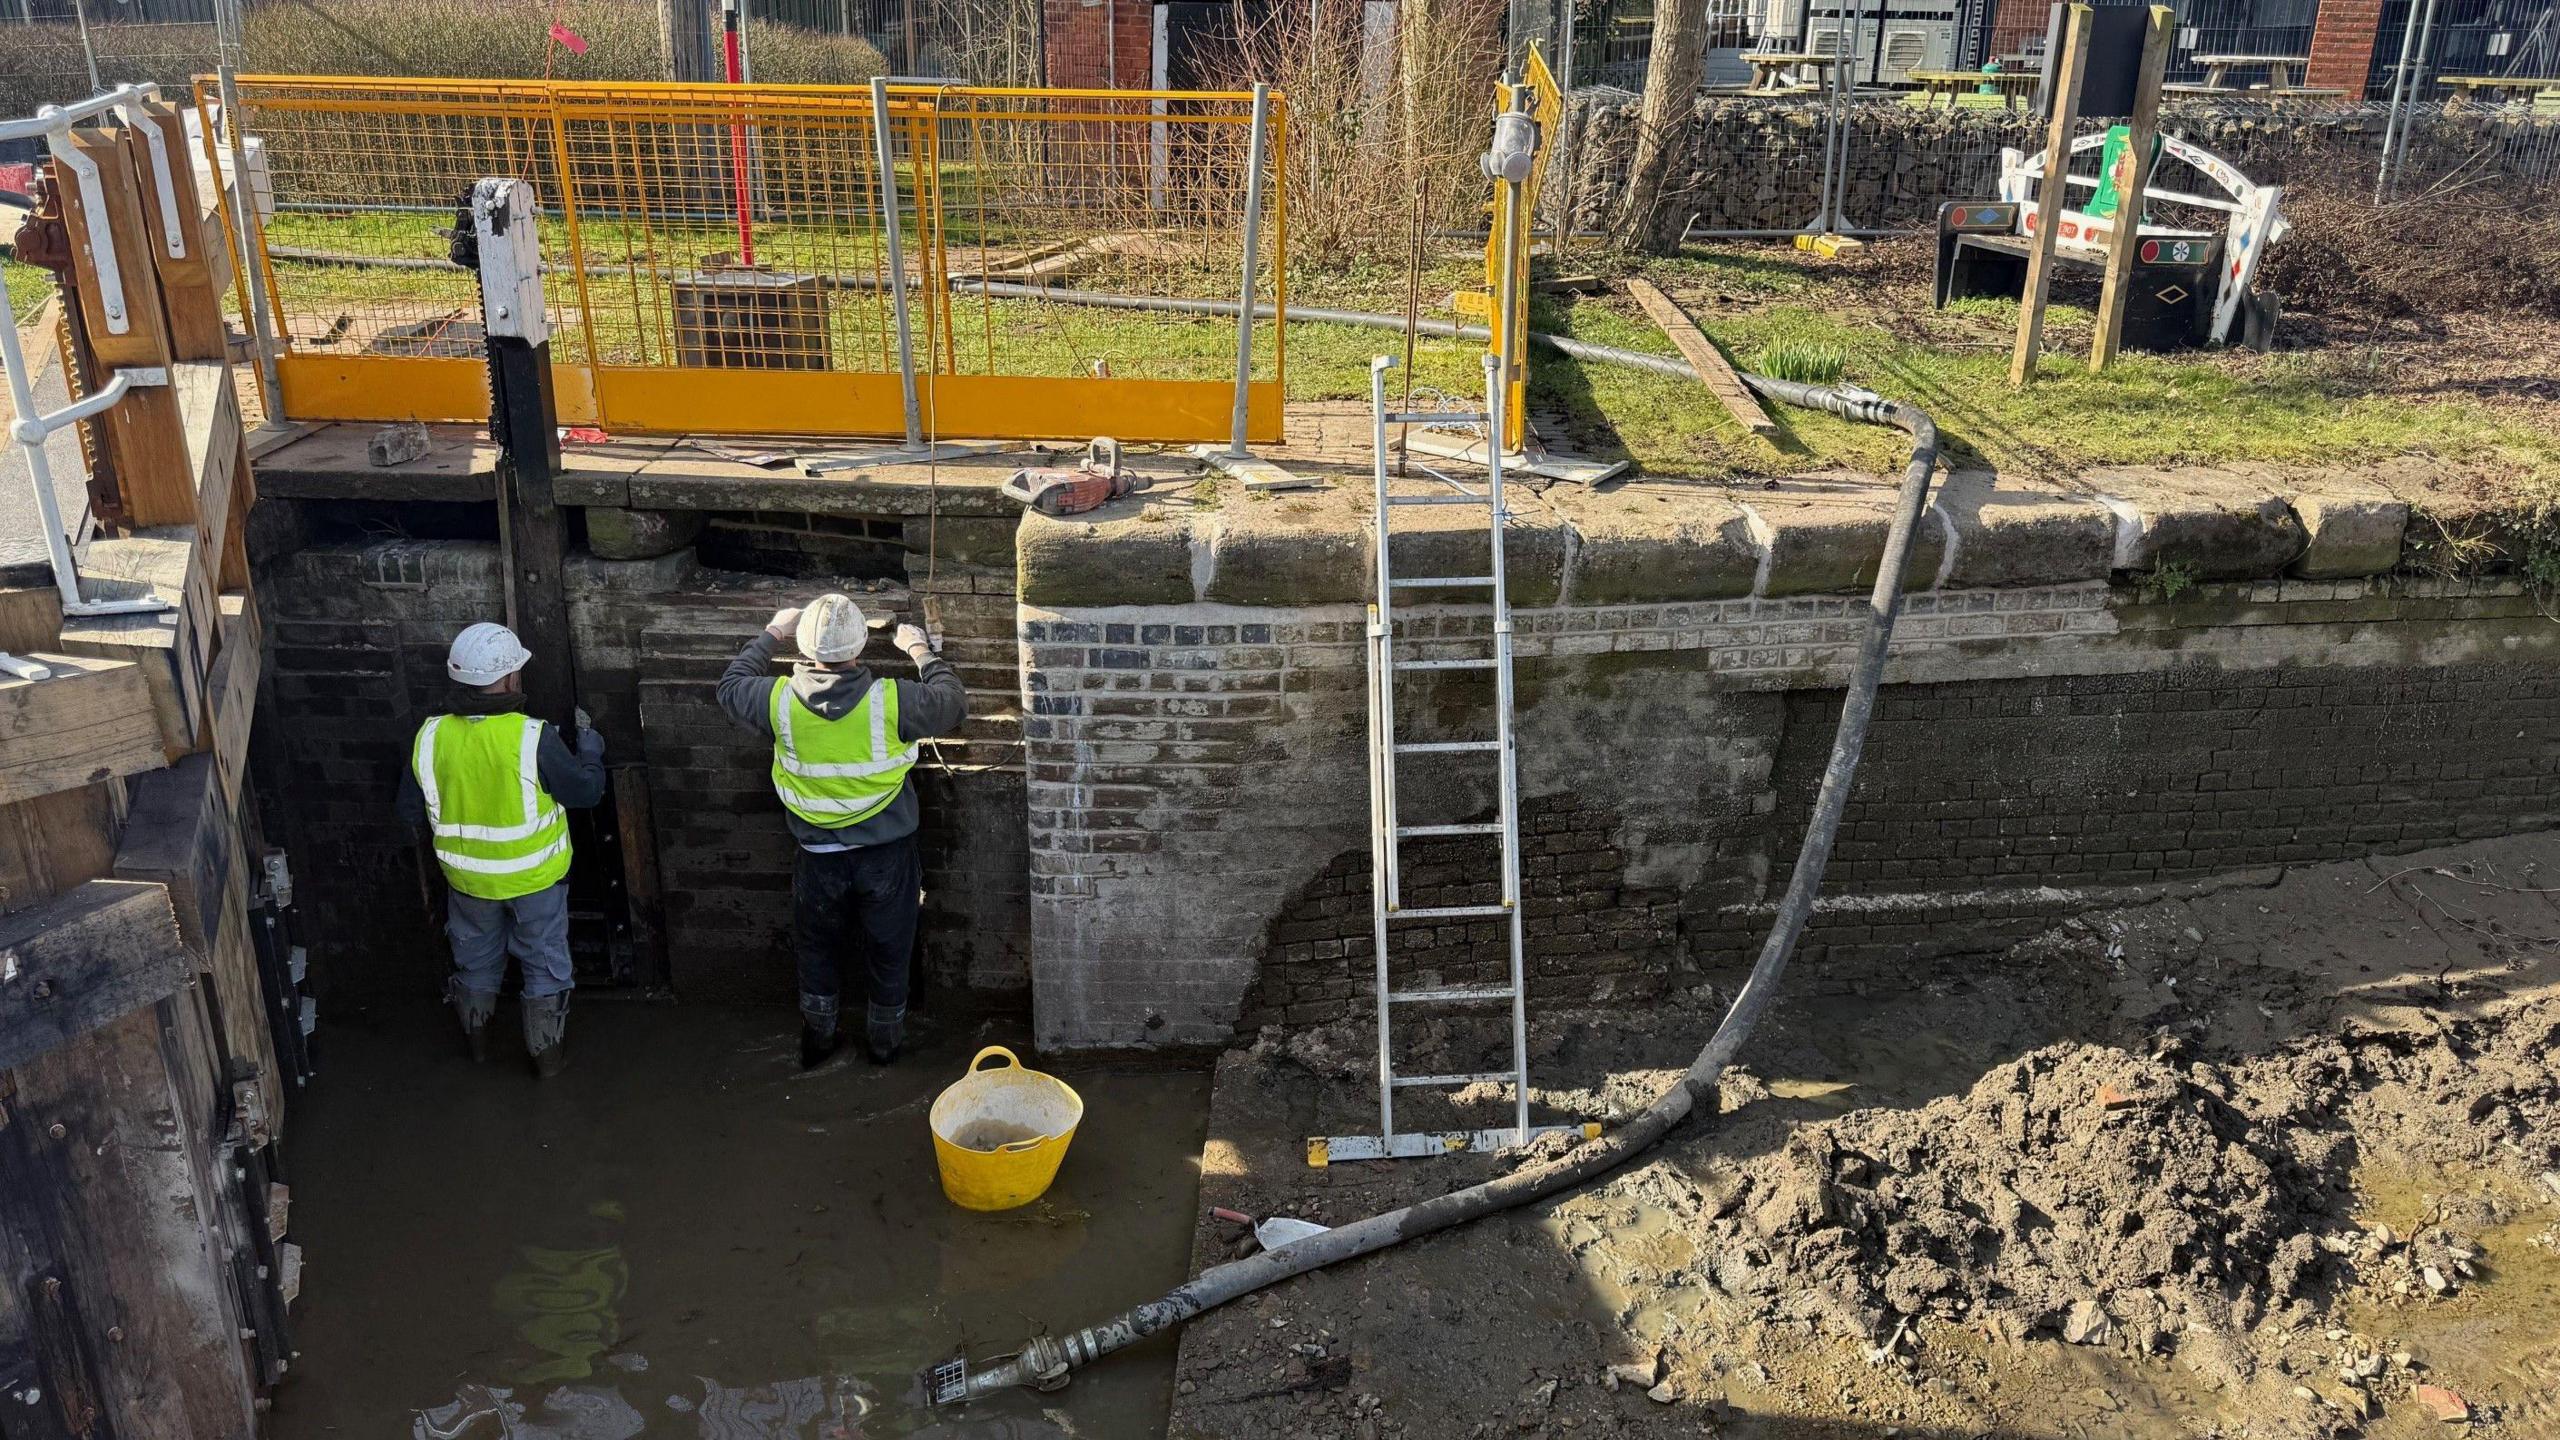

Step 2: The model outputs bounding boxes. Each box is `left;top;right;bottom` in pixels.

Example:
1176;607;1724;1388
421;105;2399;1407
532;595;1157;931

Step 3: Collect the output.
1001;438;1147;516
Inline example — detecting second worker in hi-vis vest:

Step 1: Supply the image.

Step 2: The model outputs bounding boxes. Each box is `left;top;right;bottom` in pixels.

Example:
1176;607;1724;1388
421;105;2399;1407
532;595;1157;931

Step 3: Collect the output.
718;593;966;1069
395;622;608;1076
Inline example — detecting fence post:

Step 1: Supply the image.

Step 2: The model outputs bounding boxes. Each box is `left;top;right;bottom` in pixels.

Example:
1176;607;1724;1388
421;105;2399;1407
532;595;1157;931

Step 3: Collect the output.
1227;82;1271;459
871;76;925;453
2010;3;2092;387
2384;0;2443;202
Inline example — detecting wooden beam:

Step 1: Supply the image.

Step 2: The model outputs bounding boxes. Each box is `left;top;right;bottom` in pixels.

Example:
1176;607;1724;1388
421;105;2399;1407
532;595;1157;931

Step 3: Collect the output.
2091;6;2178;373
175;362;243;569
2011;4;2094;388
1621;277;1781;441
0;880;188;1071
134;99;227;365
0;588;65;654
59;528;216;760
0;656;166;808
0;784;127;921
206;593;261;813
57;125;193;528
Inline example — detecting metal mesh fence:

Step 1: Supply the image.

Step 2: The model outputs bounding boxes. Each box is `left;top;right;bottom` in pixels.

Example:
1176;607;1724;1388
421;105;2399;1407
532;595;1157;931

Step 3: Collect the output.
213;77;1285;439
1;2;235;119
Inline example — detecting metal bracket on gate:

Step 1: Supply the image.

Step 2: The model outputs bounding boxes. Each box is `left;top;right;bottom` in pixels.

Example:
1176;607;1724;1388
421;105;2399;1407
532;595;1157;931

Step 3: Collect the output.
42;120;126;334
113;93;189;262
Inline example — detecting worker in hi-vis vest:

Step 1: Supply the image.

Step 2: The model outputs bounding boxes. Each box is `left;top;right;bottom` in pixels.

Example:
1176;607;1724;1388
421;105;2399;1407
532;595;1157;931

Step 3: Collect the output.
717;593;966;1069
395;622;607;1076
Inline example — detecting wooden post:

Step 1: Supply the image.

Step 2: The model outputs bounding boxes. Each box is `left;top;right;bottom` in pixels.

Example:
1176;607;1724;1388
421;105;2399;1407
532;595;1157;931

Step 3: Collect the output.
2090;6;2176;373
489;338;579;733
134;98;227;365
2009;4;2093;389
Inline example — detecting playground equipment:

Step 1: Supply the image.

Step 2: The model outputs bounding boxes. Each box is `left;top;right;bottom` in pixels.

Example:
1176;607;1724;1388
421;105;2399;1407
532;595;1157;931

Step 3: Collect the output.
1937;129;2287;349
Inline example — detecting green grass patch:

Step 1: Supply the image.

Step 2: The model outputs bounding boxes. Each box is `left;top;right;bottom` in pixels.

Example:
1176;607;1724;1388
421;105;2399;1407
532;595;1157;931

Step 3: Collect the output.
1750;338;1847;385
5;260;48;326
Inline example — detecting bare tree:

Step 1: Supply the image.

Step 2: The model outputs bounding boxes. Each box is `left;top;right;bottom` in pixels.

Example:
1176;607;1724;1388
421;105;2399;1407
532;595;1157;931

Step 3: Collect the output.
1615;0;1711;250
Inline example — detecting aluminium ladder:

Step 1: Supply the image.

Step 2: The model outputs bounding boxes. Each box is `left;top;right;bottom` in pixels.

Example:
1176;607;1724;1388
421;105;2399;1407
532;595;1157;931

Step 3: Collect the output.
1311;354;1596;1166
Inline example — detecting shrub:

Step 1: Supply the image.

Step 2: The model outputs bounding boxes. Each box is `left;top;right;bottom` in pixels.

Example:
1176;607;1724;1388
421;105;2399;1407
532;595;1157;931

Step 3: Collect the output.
241;0;885;85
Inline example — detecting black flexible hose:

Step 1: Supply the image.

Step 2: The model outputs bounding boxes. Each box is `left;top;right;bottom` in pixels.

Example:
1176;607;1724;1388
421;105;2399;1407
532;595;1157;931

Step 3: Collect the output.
933;303;1942;1402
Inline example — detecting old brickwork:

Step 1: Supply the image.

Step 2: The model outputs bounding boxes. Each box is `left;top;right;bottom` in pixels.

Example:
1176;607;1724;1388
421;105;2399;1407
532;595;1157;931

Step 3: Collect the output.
1042;0;1153;89
2306;0;2388;99
1236;795;1684;1031
1022;576;2560;1047
254;523;1030;1004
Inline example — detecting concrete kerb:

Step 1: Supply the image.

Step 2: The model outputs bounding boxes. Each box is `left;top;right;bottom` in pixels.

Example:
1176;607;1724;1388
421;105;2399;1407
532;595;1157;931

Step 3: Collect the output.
2085;467;2311;580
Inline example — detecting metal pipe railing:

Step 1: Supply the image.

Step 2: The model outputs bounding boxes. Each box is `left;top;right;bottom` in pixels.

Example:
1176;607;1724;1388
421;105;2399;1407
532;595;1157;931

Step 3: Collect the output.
2;86;180;621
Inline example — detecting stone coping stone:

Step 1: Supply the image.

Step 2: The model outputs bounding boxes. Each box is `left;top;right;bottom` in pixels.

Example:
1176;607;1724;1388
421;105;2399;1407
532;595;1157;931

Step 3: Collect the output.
1543;483;1760;603
1931;468;2115;589
254;421;499;502
2078;466;2310;579
1740;473;1950;597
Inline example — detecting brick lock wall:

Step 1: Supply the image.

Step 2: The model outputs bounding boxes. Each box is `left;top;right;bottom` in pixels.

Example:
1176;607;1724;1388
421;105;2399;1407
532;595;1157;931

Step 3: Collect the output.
255;521;1032;1005
1237;794;1684;1031
255;541;508;1000
1023;576;2560;1047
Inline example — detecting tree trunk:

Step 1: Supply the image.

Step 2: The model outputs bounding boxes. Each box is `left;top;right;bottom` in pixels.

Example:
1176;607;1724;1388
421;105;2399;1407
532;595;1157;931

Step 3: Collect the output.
659;0;716;82
1616;0;1712;251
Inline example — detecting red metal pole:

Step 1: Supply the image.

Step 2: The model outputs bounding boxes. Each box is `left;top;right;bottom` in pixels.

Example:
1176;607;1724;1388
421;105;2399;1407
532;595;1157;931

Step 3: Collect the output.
722;0;756;267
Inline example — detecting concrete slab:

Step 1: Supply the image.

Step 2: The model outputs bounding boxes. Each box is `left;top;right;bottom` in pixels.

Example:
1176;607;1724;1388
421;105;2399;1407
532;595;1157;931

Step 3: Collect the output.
255;421;499;502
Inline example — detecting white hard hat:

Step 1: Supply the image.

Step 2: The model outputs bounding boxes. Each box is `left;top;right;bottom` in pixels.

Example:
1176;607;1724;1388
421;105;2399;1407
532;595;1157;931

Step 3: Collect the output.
448;622;532;686
796;593;868;665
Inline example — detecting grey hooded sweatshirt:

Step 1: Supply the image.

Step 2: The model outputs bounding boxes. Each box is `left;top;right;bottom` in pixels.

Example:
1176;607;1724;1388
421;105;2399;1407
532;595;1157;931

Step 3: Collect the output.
717;631;968;850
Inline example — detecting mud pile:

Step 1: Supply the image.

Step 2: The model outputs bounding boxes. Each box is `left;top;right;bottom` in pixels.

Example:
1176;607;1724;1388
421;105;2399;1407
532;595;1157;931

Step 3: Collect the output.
1682;1043;2357;1350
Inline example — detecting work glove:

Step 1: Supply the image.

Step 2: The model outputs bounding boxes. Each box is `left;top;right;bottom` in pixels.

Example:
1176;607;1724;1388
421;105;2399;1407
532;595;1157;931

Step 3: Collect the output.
764;606;802;641
575;725;605;760
894;623;935;666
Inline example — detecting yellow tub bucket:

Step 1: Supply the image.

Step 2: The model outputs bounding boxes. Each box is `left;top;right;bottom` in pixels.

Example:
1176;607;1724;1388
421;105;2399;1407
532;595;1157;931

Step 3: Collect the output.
930;1046;1084;1212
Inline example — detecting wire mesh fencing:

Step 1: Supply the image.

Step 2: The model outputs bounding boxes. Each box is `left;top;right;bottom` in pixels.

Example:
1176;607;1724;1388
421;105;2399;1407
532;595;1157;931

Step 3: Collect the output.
208;76;1288;441
1563;85;2560;241
2;0;237;121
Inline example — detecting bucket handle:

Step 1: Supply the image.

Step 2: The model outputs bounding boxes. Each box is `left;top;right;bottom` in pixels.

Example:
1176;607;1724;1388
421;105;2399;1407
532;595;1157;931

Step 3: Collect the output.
969;1045;1023;1073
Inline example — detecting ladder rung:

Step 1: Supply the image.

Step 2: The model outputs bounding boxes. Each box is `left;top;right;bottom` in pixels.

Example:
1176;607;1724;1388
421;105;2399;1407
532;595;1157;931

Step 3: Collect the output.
1393;657;1498;671
1394;740;1500;753
1386;411;1490;425
1391;1071;1518;1089
1390;575;1496;588
1384;493;1490;507
1388;985;1515;1004
1388;903;1510;919
1396;822;1502;837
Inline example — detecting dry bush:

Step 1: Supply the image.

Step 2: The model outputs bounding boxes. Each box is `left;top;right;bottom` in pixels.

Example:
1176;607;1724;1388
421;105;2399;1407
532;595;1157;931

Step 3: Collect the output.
241;0;885;84
1226;0;1507;270
2258;172;2560;321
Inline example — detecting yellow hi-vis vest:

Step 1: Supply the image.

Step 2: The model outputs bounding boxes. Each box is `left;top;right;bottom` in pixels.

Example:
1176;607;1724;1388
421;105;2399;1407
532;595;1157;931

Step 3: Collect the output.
768;677;917;829
410;713;573;900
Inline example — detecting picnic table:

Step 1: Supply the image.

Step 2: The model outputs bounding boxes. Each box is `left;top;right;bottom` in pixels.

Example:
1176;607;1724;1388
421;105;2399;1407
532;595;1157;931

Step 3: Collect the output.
2166;81;2343;101
2192;53;2310;90
2441;74;2560;105
1740;52;1837;93
1908;68;2041;109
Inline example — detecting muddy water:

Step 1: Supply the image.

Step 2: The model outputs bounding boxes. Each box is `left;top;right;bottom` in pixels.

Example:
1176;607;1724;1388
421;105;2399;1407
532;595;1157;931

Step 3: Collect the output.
267;1001;1210;1439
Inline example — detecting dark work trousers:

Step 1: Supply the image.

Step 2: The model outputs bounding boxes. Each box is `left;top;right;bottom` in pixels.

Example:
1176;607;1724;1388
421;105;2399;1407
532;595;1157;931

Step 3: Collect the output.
791;833;922;1039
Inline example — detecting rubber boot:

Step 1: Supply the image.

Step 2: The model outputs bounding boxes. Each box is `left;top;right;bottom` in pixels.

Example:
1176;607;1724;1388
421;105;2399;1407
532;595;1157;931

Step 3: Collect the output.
799;993;842;1071
523;992;570;1079
865;1003;905;1067
453;985;499;1063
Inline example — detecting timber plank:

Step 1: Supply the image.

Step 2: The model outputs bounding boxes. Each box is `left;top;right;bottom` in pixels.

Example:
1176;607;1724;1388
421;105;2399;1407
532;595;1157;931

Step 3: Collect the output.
2;1000;260;1437
60;527;215;759
115;752;230;951
0;783;127;920
205;593;260;812
0;588;64;654
58;125;192;528
0;880;187;1071
136;100;226;364
0;655;165;807
1621;278;1781;440
174;364;242;568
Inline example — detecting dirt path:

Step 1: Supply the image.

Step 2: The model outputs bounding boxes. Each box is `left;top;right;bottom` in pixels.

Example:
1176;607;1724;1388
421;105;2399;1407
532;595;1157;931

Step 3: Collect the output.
1166;834;2560;1439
